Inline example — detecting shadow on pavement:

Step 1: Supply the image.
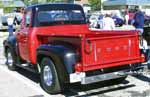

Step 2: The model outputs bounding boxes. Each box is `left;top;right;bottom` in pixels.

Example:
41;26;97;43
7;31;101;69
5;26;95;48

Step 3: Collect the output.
28;95;44;97
77;84;135;97
17;67;40;83
15;68;137;97
63;79;135;97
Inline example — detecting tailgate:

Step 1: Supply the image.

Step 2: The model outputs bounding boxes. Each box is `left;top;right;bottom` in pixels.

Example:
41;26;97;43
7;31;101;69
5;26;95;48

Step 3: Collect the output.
81;34;143;71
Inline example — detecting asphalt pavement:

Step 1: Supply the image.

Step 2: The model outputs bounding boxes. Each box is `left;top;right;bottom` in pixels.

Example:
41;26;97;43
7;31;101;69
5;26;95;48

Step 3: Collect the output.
0;31;150;97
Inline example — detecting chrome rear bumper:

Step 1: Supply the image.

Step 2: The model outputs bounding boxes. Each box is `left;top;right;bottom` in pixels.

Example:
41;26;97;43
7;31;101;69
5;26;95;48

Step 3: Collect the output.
81;71;127;84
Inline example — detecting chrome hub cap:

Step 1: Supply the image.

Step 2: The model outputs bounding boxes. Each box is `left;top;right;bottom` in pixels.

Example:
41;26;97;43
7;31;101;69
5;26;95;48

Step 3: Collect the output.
43;65;53;86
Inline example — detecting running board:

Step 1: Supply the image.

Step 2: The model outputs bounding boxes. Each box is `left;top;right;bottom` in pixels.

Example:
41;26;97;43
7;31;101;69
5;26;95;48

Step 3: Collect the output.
16;63;38;73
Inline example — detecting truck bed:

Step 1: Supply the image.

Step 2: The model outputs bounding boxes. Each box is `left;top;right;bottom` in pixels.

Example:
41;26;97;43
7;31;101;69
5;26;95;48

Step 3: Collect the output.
35;25;144;72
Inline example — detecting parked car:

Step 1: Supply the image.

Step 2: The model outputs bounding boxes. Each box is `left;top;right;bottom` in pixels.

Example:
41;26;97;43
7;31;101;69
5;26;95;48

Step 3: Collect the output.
0;13;22;30
1;13;22;25
89;14;99;28
1;15;8;26
112;15;124;27
144;15;150;26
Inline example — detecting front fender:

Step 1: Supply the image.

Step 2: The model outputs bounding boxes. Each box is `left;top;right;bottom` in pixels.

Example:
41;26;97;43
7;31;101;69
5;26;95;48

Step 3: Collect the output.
3;36;17;56
37;44;79;74
5;36;16;45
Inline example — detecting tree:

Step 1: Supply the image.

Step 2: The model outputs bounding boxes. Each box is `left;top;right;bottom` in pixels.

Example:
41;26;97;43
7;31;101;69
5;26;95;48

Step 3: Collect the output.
21;0;39;5
63;0;70;2
47;0;70;3
88;0;102;10
21;0;71;5
47;0;56;3
0;1;3;7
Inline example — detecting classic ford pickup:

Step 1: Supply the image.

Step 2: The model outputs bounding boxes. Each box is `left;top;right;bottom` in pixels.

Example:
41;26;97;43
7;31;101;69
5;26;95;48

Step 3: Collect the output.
3;4;145;94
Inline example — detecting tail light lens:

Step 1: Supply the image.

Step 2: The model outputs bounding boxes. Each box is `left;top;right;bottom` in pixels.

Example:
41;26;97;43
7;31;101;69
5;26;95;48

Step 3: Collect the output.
74;63;82;72
141;54;145;62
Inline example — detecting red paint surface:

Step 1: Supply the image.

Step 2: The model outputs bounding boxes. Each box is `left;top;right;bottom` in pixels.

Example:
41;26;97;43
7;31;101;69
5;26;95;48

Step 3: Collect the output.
17;24;144;72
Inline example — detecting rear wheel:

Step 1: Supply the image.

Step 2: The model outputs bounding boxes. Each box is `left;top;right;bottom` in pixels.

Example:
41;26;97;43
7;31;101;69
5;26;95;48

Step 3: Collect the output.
5;48;17;71
40;57;62;94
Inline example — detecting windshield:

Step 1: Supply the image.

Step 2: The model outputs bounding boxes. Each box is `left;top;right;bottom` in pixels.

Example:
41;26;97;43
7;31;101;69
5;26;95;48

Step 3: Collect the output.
37;10;85;26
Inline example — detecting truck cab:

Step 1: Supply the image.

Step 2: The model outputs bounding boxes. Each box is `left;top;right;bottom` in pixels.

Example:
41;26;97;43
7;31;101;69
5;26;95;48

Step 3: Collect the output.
17;4;87;64
3;4;145;94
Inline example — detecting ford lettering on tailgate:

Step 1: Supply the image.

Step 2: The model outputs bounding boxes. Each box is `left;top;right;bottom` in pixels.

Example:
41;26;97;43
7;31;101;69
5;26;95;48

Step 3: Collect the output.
83;35;139;68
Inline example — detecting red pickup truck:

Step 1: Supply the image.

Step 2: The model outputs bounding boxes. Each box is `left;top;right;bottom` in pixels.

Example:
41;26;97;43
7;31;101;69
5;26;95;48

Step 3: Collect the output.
3;4;145;94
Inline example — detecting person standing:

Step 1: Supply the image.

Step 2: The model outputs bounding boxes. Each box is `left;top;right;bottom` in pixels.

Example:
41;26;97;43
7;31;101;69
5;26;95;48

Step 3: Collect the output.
103;13;115;30
125;12;129;25
7;15;14;36
133;6;144;35
133;6;150;69
97;14;104;29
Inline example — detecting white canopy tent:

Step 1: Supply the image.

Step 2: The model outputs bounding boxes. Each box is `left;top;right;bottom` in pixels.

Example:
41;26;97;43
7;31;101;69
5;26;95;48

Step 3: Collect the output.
103;0;150;11
103;0;150;6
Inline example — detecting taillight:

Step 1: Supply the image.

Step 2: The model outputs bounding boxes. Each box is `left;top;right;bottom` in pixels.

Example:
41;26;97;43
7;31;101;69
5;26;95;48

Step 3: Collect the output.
84;39;92;54
141;54;145;62
74;63;82;72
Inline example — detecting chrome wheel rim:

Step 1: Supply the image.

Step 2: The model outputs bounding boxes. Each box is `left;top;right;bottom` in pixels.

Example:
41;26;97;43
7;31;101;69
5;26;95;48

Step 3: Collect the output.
43;65;53;86
7;51;13;67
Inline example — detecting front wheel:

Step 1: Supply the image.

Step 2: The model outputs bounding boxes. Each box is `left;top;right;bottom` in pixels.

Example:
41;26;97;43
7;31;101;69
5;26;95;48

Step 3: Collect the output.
5;48;17;71
40;57;62;94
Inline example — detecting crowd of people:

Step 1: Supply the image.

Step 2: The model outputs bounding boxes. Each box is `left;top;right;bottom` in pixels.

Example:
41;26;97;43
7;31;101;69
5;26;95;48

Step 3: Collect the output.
97;13;116;30
88;6;147;31
89;13;116;30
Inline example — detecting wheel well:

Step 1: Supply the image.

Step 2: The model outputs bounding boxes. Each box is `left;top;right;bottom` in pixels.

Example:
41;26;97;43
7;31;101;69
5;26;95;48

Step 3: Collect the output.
37;54;46;67
37;54;47;73
37;54;56;67
37;53;64;74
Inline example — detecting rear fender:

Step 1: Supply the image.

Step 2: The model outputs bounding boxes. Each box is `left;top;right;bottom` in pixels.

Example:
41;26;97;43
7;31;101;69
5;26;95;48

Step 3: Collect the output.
37;45;78;80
